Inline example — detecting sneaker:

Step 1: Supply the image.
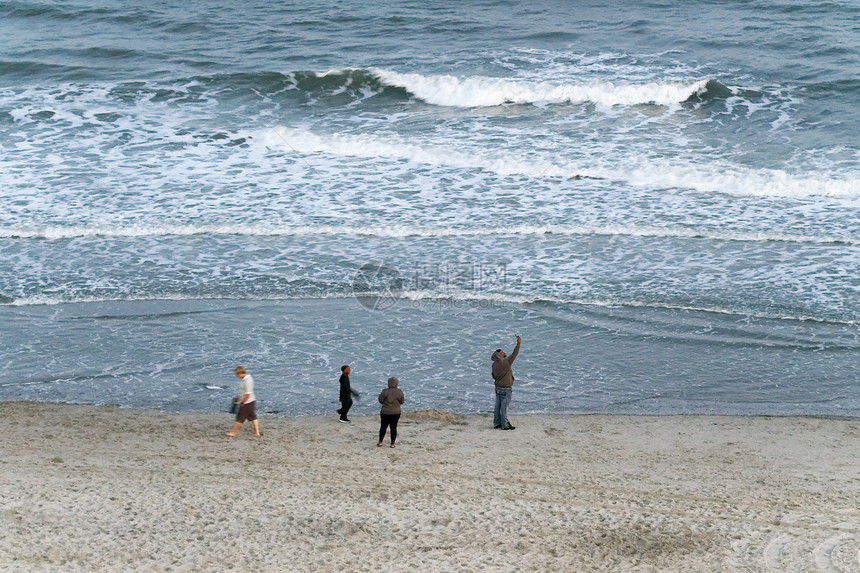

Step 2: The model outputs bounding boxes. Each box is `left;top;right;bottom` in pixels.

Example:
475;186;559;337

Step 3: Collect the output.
338;419;350;423
390;444;396;448
377;442;383;447
502;425;516;430
493;424;502;429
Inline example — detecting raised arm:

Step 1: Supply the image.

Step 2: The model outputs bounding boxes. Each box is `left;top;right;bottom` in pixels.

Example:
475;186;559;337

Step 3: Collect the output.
507;336;522;365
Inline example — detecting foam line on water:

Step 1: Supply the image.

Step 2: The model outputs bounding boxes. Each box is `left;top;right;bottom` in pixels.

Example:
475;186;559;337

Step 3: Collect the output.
3;290;855;326
1;222;857;245
264;128;860;198
397;291;859;326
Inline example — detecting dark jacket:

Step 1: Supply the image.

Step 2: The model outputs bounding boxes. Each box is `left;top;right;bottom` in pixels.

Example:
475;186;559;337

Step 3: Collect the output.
378;377;405;415
339;374;352;402
491;343;520;388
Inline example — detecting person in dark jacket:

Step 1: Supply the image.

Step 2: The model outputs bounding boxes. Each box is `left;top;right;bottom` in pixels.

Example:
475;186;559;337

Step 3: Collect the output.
491;336;521;430
337;365;359;423
378;376;405;447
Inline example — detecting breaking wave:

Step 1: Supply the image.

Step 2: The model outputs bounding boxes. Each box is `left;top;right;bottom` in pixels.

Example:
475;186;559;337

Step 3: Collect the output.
368;67;719;107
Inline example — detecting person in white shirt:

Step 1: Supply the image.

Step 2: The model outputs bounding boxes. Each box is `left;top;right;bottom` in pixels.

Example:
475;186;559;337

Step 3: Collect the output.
225;366;260;437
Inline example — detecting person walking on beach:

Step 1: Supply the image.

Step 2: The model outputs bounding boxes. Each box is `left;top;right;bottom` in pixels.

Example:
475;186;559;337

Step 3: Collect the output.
378;377;404;448
491;336;521;430
226;366;260;437
337;365;360;423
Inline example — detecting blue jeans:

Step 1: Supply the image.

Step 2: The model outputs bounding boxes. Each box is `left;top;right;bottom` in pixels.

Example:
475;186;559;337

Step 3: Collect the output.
494;386;512;428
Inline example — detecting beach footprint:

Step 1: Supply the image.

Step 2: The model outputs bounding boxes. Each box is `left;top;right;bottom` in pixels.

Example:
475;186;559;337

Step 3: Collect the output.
544;426;563;437
762;531;859;572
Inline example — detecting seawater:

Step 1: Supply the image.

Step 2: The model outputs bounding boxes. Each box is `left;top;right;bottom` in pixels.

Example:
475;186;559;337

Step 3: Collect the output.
1;0;858;416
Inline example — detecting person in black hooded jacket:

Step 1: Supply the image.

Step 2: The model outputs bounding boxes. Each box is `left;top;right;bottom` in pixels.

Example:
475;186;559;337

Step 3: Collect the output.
337;365;359;422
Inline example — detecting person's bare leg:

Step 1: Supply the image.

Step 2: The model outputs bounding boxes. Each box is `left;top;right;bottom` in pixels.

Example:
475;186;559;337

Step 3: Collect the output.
252;419;260;437
225;422;242;436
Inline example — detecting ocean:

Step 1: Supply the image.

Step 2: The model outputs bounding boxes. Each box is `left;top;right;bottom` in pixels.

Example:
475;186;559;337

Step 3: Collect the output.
1;0;858;417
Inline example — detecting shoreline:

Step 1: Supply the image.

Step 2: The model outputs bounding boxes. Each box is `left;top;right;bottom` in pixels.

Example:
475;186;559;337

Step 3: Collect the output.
6;399;860;422
2;402;858;572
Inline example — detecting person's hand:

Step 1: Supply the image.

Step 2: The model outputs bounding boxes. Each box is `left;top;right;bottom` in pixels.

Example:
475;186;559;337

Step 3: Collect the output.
516;336;522;345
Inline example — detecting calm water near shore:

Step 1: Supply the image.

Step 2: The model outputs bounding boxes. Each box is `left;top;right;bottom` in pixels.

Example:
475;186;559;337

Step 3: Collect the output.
1;298;857;417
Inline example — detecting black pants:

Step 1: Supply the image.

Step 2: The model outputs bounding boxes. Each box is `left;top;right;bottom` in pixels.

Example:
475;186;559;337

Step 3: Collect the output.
338;399;352;420
379;413;400;444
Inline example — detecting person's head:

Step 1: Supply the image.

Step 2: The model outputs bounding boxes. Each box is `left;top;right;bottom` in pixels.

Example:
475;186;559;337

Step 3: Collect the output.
387;376;399;388
341;365;351;375
235;366;246;378
496;348;506;358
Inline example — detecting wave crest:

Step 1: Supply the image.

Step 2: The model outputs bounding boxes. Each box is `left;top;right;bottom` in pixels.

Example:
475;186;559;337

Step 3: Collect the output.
369;68;715;108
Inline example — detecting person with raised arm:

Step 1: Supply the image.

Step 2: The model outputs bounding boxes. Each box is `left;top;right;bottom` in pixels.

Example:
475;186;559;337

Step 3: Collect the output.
491;336;521;430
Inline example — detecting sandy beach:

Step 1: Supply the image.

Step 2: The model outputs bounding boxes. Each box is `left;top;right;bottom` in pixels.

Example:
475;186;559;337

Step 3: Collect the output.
1;403;858;572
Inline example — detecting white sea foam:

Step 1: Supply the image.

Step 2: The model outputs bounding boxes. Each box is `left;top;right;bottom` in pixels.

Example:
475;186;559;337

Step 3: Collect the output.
611;158;860;198
265;128;860;198
2;222;856;245
368;68;711;108
0;292;360;307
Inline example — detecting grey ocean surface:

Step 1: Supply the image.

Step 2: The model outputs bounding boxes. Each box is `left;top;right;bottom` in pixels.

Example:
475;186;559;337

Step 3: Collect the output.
1;0;858;416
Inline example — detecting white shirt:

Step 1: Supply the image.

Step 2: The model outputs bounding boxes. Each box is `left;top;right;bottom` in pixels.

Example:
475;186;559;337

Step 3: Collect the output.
239;374;256;404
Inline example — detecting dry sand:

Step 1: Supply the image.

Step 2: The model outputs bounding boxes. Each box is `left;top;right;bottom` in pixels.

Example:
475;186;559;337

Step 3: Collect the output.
1;402;858;572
